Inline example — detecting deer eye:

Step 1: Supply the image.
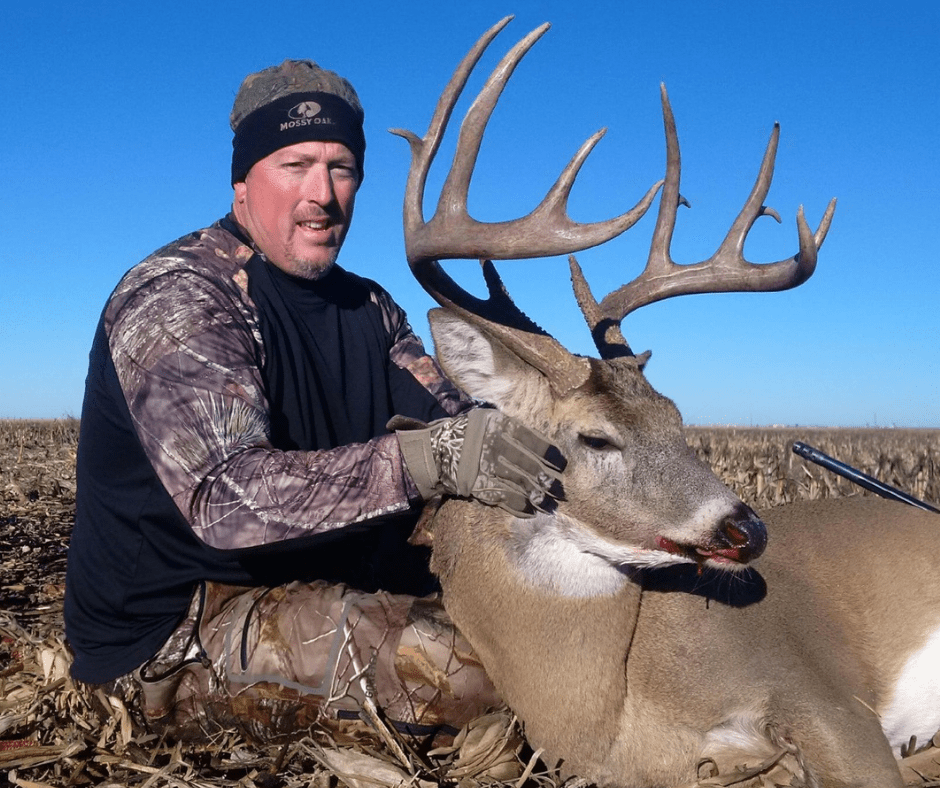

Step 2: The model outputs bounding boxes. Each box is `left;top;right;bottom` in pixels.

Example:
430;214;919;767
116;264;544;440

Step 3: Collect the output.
579;434;619;451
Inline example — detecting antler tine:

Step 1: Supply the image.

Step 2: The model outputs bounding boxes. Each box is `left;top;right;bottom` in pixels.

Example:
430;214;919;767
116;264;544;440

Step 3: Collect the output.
583;84;837;343
440;21;553;232
390;15;515;259
569;254;635;359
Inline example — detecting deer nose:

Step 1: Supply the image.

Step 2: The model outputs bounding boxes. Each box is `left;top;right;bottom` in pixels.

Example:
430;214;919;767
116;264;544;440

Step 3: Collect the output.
709;503;767;563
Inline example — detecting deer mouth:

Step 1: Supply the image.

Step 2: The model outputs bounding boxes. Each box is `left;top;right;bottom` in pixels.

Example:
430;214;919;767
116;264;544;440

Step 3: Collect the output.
656;537;750;567
656;507;768;567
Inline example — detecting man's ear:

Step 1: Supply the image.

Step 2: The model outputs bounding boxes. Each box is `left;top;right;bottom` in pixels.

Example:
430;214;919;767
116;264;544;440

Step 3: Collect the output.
233;181;247;205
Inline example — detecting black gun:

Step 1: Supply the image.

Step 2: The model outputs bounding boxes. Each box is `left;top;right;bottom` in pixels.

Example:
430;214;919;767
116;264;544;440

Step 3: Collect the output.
792;441;939;514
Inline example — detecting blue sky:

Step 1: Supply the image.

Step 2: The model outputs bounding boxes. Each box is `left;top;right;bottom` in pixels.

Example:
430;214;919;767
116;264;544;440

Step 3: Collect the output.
2;1;937;426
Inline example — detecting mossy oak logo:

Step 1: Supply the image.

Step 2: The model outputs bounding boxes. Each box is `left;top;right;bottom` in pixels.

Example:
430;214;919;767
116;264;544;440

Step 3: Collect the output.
290;101;321;120
281;101;335;131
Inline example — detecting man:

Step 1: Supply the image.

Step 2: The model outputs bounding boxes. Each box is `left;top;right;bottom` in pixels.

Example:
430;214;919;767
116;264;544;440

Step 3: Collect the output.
65;59;563;741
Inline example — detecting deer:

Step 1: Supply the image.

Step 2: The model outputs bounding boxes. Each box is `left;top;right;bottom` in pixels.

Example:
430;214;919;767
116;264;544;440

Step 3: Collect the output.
390;17;940;788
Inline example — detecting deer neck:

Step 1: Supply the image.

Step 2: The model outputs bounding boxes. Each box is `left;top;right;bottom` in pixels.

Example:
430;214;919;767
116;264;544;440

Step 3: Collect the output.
431;503;644;762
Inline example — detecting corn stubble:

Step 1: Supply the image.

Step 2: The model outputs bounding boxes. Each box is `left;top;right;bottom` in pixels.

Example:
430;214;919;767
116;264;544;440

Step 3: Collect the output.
686;426;940;512
2;419;938;787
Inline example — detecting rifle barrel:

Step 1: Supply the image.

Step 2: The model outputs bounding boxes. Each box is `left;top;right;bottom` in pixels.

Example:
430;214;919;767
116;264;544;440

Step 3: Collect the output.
792;442;940;514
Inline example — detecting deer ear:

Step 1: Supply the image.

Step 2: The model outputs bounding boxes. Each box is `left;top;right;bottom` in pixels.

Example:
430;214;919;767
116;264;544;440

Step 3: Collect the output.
429;309;536;406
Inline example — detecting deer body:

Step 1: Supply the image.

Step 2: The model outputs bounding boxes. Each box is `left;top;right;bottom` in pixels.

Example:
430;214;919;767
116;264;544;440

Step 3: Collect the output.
434;504;940;787
393;17;937;786
427;315;940;787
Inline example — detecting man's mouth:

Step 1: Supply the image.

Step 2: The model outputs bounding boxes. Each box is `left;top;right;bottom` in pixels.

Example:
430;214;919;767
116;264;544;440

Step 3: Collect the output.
298;219;330;231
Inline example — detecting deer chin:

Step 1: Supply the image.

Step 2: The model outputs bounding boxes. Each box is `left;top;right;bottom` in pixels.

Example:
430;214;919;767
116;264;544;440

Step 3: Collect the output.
508;512;696;598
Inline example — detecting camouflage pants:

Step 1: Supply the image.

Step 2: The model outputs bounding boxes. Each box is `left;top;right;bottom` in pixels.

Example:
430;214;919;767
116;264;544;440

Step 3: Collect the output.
118;581;501;742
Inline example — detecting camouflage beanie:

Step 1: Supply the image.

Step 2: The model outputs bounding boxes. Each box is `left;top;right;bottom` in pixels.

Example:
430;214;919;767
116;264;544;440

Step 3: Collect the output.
230;59;366;184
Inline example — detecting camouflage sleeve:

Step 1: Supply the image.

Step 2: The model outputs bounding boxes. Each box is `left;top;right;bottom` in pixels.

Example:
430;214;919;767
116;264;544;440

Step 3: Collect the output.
106;249;420;553
368;287;476;417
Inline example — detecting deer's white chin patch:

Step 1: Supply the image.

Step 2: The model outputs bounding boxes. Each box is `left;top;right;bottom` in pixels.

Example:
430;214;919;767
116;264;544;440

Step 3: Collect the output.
507;512;693;598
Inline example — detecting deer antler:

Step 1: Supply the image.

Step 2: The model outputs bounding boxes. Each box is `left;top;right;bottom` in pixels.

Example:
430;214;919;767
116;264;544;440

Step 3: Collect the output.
570;84;837;358
389;16;663;394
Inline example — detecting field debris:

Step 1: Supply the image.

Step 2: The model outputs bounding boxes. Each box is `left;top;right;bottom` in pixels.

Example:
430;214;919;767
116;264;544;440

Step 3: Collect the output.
2;419;939;787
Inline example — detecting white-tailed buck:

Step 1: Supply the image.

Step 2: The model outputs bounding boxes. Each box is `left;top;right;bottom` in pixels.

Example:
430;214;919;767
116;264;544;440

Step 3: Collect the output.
392;17;940;788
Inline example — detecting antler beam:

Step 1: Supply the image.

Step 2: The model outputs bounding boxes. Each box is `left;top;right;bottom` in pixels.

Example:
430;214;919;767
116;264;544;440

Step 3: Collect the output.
390;16;661;314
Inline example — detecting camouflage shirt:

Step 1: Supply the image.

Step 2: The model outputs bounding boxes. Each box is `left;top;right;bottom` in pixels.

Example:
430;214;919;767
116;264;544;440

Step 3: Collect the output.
65;215;472;682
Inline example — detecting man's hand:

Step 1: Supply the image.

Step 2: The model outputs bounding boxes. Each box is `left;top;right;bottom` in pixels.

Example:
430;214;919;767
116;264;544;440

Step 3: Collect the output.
391;408;565;518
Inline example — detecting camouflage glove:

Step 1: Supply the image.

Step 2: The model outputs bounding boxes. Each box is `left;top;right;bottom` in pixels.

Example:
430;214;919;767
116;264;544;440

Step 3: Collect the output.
391;408;565;518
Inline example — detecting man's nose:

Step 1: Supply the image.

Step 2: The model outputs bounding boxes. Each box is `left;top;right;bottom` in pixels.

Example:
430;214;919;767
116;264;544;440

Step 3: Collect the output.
301;165;334;204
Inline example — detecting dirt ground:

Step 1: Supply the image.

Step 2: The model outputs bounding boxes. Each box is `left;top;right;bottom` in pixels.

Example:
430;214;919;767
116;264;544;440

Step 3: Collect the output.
2;420;939;787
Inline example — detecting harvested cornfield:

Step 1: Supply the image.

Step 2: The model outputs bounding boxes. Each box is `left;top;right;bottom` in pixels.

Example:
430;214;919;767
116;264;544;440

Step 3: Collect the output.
686;426;940;512
2;419;939;787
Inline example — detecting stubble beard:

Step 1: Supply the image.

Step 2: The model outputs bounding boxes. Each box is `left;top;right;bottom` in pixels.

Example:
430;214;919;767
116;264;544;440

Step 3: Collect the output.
286;253;337;280
283;237;340;280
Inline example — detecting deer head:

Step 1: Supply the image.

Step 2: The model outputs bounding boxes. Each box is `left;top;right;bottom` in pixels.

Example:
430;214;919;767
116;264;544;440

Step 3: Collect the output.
390;16;835;592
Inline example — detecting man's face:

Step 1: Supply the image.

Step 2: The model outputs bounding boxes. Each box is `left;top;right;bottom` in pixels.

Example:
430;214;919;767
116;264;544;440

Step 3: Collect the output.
233;140;359;279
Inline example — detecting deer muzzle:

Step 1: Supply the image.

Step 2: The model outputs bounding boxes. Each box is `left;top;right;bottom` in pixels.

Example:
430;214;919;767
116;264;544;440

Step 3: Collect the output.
702;503;767;564
658;503;767;567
